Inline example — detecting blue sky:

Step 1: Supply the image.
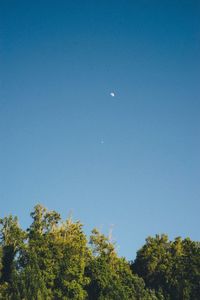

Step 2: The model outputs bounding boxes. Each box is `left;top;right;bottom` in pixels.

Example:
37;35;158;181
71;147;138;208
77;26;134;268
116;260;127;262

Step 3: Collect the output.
0;0;200;258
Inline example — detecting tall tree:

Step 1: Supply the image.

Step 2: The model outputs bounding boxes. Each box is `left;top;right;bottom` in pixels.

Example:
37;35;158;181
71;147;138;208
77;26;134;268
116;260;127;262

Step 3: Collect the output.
132;235;200;300
86;229;160;300
0;215;25;299
19;204;90;300
0;205;199;300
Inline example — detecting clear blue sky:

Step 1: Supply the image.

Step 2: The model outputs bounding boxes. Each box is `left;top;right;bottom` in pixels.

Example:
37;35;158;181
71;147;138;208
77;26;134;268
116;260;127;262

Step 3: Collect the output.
0;0;200;259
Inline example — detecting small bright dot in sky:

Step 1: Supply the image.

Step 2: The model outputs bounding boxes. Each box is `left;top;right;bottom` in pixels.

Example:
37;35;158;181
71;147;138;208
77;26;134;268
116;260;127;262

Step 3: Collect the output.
110;92;115;97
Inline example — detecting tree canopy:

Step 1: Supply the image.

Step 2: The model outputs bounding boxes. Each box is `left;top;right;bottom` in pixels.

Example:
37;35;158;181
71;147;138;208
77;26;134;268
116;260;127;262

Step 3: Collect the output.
132;234;200;300
0;204;199;299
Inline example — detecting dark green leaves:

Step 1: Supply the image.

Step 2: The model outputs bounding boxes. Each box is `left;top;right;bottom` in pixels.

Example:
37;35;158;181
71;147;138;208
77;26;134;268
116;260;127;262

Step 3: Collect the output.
0;205;199;299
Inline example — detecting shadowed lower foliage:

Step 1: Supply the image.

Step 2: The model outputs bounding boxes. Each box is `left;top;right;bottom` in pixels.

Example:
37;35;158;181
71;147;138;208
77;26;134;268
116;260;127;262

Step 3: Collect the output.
0;205;199;299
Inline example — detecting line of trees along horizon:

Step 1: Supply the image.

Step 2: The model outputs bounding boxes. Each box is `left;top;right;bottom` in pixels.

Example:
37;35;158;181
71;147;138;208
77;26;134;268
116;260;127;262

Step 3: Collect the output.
0;204;199;299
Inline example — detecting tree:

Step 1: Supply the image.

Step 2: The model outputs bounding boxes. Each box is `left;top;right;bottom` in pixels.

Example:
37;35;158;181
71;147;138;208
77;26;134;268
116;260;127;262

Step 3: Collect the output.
19;204;90;300
132;235;200;300
51;219;90;299
0;215;25;299
86;229;160;300
0;205;199;300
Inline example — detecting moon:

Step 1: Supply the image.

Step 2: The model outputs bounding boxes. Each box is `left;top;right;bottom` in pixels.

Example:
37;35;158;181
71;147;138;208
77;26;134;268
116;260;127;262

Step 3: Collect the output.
110;92;115;97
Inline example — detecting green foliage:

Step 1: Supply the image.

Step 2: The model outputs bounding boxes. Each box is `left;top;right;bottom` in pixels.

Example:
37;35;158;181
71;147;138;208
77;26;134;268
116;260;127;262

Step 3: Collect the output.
86;229;159;300
132;235;200;300
20;205;90;299
0;215;25;299
0;205;199;299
